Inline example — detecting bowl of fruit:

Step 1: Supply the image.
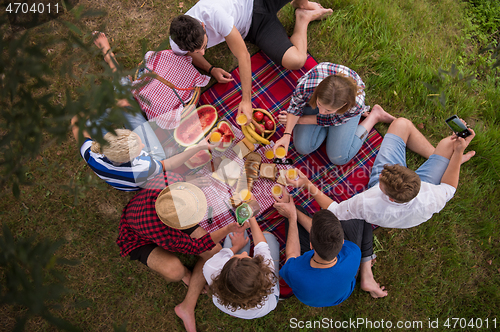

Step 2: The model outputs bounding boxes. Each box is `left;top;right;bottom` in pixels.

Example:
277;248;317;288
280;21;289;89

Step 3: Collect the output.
251;108;276;140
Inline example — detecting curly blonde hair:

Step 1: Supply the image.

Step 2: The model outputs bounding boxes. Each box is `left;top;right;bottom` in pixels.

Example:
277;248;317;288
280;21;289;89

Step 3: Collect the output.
210;255;276;311
309;74;361;114
90;129;142;163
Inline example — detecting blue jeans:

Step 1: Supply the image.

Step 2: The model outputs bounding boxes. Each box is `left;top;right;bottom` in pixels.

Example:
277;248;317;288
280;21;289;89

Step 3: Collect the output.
368;133;450;188
292;106;368;165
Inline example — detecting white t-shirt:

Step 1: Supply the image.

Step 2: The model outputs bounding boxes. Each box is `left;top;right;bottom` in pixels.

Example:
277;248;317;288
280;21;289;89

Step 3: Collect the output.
328;182;456;229
203;242;278;319
170;0;253;55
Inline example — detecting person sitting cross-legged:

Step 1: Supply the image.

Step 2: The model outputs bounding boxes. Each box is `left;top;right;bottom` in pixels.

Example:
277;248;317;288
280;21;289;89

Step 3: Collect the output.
273;64;395;165
275;188;387;307
117;172;248;332
321;117;476;228
202;216;280;319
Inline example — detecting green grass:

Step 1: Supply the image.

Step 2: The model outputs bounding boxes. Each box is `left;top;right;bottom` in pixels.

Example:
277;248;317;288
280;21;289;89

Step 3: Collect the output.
1;0;500;331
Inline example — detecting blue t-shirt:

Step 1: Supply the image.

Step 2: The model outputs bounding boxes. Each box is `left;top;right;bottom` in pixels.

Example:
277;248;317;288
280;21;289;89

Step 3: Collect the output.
279;240;361;307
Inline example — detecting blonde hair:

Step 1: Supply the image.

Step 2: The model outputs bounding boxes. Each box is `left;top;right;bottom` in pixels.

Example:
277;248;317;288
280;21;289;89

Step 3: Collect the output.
90;129;142;163
309;74;361;114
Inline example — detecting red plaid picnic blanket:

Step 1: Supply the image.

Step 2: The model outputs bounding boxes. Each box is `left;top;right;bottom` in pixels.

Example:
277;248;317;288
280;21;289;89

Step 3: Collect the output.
158;51;383;296
132;50;210;129
173;51;318;234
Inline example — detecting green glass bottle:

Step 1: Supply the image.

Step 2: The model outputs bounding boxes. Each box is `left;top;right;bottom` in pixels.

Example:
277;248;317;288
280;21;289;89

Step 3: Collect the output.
235;200;260;225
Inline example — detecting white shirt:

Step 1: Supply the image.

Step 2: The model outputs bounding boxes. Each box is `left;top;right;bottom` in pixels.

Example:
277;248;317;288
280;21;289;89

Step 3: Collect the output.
328;182;456;229
170;0;253;55
203;242;278;319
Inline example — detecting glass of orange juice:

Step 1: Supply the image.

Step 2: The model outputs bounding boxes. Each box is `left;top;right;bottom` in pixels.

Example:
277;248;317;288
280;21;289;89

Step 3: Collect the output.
271;184;282;199
275;146;286;159
236;114;248;125
286;168;299;181
210;131;221;143
239;189;252;201
265;149;274;160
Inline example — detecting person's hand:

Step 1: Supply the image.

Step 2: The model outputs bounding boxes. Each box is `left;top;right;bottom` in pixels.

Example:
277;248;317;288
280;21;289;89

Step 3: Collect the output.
227;220;250;234
271;184;289;203
278;110;288;125
286;168;310;189
452;128;475;153
195;135;217;151
273;135;291;155
273;188;296;219
212;67;233;84
229;231;249;252
237;100;253;126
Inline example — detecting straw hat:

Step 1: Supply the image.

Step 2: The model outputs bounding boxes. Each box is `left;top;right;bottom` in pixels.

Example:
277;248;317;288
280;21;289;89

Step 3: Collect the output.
155;182;207;230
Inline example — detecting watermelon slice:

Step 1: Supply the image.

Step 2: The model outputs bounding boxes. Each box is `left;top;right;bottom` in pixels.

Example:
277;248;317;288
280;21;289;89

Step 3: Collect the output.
185;149;212;169
214;134;234;152
217;121;235;140
174;105;218;147
212;120;235;152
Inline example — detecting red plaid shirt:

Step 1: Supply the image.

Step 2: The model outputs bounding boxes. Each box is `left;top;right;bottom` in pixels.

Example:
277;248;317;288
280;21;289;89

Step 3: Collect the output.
117;172;215;257
132;50;210;129
287;62;369;127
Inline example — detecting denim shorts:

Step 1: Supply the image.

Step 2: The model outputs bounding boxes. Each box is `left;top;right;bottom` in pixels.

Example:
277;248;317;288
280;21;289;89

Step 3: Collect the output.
369;133;450;188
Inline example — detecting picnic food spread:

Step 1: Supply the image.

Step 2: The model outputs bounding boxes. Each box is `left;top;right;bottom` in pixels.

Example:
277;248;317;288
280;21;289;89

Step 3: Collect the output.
177;107;292;223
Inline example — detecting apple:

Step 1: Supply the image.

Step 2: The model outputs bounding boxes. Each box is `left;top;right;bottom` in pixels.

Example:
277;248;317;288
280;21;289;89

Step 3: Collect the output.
264;120;274;130
263;115;271;123
253;111;264;122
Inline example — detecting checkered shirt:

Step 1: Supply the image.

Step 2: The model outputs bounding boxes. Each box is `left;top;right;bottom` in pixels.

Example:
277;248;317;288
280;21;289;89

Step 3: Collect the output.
117;172;215;257
287;62;368;127
132;50;210;130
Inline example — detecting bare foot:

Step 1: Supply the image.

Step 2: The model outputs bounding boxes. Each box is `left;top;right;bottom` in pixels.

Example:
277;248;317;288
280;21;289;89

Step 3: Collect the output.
174;304;197;332
292;0;327;11
202;284;209;295
461;150;476;164
370;104;396;123
361;279;388;298
93;32;111;55
296;6;333;22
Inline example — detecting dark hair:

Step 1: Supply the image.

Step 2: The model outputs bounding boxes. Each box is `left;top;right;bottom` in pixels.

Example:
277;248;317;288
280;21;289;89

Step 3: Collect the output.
379;164;421;203
170;15;205;52
209;255;276;311
309;74;360;114
310;209;344;261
